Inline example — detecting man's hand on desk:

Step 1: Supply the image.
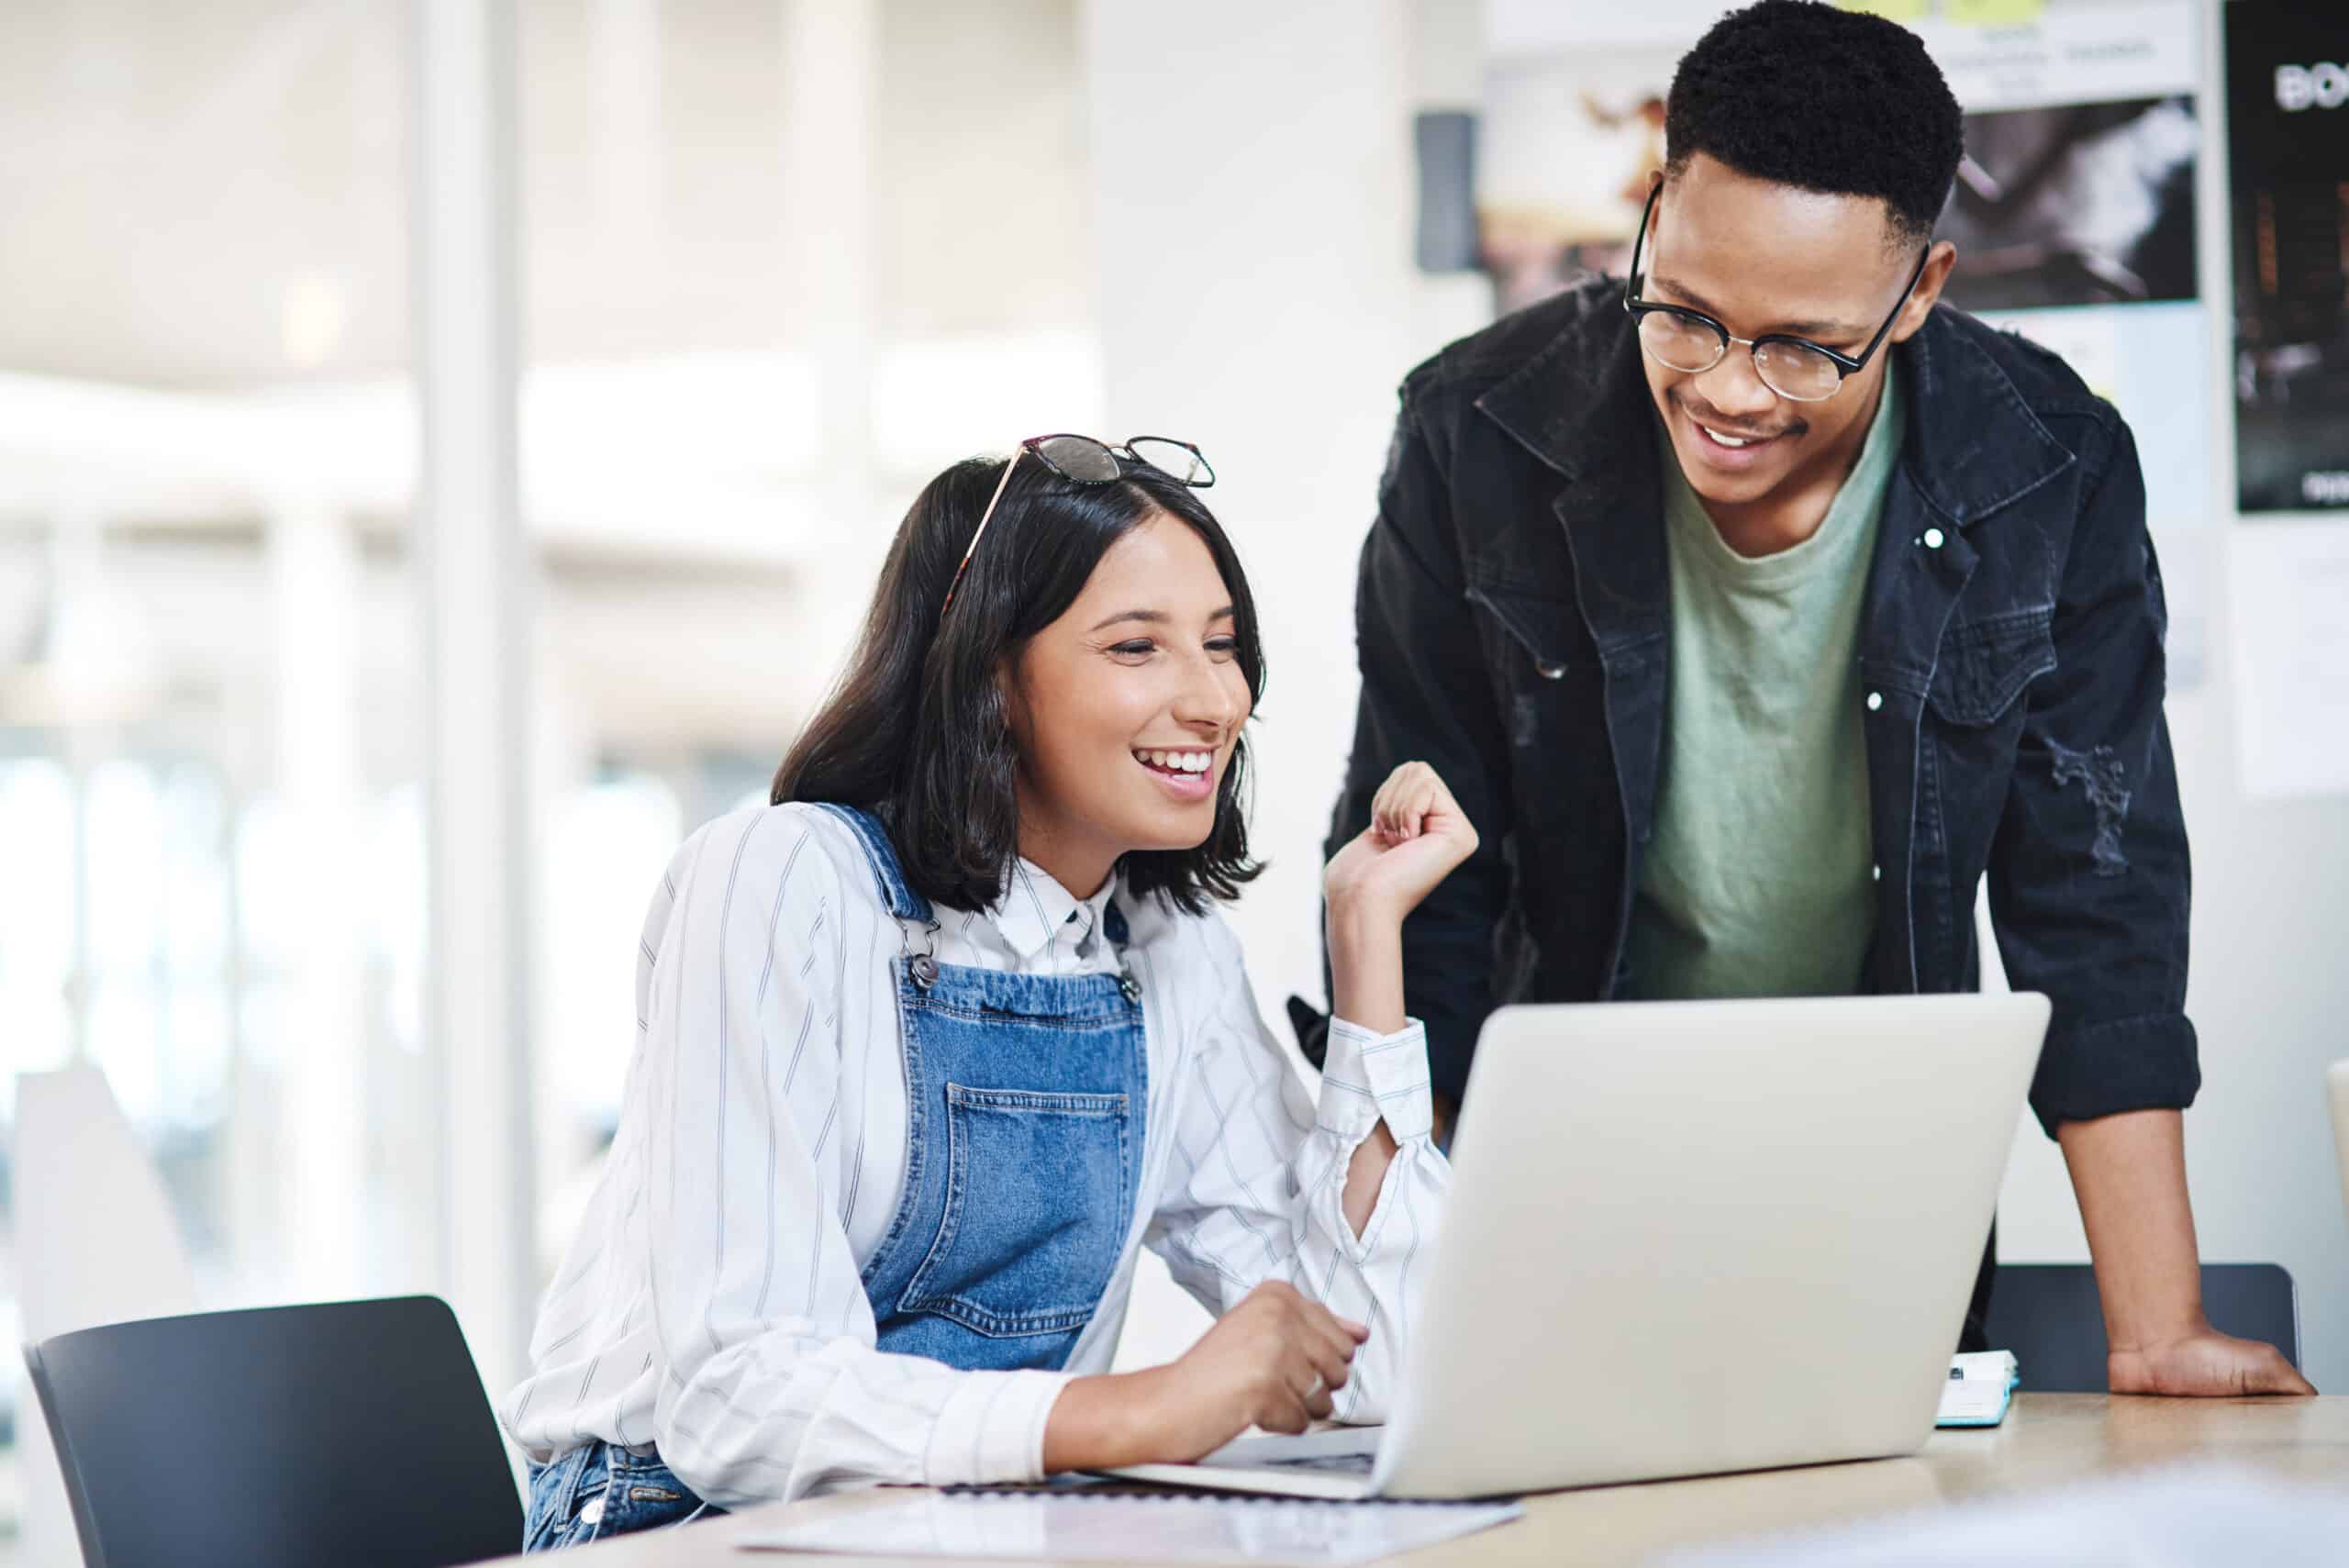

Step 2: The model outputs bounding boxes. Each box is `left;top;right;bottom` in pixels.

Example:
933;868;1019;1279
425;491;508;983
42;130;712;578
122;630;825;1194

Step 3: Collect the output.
2109;1323;2317;1397
2059;1108;2315;1398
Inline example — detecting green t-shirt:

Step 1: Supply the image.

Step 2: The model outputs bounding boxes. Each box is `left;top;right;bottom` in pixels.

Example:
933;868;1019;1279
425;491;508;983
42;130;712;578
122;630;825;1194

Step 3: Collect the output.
1621;368;1902;1001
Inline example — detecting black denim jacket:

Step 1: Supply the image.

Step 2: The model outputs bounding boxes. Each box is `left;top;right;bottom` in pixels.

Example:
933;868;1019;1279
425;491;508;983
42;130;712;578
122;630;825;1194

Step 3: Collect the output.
1318;277;2197;1138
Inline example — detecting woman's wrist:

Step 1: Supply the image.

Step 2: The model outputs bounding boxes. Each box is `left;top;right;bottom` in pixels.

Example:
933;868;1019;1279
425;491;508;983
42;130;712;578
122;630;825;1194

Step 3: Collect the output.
1041;1370;1165;1473
1325;906;1406;1038
1324;886;1402;941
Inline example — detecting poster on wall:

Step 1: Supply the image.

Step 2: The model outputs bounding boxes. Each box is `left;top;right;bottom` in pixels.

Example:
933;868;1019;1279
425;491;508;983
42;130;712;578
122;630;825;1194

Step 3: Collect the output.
1478;4;2202;313
2222;6;2349;795
1476;0;2210;684
1478;46;1680;317
1932;95;2198;314
1912;0;2210;690
2225;3;2349;514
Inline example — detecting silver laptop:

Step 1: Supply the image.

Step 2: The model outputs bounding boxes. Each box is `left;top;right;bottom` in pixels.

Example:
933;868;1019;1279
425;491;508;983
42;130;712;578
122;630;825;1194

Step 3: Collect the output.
1103;992;2048;1499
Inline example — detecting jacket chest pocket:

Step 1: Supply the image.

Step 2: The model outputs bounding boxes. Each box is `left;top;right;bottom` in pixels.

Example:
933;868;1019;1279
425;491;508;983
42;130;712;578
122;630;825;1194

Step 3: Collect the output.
902;1084;1131;1338
1927;606;2056;730
1464;582;1624;908
1466;584;1582;747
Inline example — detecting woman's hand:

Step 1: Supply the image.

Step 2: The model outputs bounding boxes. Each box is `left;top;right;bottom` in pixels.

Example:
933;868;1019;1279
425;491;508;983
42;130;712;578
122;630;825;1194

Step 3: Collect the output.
1322;763;1477;1040
1148;1282;1367;1455
1041;1284;1368;1471
1323;762;1479;929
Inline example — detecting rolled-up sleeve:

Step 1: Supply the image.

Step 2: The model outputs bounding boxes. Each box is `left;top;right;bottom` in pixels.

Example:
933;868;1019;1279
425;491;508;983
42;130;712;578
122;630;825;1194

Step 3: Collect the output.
1322;389;1516;1105
1144;917;1448;1424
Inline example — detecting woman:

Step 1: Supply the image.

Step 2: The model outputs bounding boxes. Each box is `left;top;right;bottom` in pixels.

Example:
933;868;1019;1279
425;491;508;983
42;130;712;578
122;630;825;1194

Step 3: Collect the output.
504;435;1474;1547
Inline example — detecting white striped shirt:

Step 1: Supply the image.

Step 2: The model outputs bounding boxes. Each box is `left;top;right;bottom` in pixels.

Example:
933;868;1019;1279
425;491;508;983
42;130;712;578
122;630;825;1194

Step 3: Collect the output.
500;802;1446;1508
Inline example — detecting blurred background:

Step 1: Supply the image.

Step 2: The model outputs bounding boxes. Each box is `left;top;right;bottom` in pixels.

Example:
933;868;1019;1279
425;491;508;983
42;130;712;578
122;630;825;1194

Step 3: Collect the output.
1;0;2345;1559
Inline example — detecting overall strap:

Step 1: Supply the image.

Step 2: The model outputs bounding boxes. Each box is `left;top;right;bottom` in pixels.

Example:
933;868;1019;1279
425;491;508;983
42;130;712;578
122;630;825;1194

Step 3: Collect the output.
808;803;933;925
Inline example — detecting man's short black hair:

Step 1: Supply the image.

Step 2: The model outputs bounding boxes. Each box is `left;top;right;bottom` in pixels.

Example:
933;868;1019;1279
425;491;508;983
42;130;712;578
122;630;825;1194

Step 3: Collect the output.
1664;0;1963;248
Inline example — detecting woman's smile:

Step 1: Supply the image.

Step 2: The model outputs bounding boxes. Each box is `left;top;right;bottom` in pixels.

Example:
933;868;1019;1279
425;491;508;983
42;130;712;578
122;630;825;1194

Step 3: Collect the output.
1132;745;1219;801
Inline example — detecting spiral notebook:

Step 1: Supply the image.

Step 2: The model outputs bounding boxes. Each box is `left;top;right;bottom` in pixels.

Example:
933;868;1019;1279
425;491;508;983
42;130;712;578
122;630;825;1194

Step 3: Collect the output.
735;1487;1523;1565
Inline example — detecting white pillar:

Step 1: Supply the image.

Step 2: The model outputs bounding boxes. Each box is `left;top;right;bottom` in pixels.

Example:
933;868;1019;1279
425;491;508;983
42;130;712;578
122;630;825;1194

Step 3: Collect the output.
42;508;105;1069
266;498;368;1296
591;0;665;245
410;0;538;1393
779;0;885;623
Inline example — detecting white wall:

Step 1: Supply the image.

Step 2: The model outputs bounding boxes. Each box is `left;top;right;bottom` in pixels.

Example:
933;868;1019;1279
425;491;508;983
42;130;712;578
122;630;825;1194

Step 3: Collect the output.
1084;0;1486;1367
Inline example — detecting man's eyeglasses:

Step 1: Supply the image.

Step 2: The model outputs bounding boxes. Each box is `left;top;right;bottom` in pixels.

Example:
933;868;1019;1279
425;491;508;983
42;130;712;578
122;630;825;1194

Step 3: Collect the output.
941;434;1215;617
1622;181;1929;404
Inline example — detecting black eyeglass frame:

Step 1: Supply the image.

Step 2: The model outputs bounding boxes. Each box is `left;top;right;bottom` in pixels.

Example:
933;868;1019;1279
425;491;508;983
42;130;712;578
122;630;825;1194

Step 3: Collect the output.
1028;433;1216;490
1621;181;1930;402
941;434;1216;617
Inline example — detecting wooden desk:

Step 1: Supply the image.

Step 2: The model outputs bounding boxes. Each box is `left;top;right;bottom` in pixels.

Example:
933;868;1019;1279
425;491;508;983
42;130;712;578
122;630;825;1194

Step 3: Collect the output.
540;1396;2349;1567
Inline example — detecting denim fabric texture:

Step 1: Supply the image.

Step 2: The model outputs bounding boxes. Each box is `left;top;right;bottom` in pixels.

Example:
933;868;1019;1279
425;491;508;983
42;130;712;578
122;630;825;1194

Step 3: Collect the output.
816;804;1150;1371
1319;276;2196;1140
523;1440;721;1551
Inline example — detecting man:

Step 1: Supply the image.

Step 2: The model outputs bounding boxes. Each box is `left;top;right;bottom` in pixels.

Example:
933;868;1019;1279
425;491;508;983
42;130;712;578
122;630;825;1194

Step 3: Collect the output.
1318;0;2310;1396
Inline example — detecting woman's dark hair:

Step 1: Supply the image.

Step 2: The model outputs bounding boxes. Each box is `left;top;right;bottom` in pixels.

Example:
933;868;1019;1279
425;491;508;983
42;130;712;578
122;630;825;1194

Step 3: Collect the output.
1665;0;1963;250
773;453;1265;916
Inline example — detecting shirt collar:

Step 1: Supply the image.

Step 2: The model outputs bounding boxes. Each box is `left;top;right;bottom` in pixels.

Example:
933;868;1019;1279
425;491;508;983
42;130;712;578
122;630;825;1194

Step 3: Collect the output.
987;858;1118;962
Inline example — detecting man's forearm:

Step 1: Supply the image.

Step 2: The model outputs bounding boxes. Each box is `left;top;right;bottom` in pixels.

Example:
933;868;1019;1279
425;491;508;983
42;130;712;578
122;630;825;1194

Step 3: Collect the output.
2056;1107;2204;1348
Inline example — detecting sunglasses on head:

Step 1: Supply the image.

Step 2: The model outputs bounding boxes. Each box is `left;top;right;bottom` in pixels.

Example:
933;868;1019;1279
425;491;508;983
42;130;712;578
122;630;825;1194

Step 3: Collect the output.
941;434;1216;618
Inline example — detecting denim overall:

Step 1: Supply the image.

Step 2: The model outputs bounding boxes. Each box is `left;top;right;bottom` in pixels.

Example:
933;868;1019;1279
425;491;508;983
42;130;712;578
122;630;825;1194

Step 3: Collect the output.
526;804;1149;1550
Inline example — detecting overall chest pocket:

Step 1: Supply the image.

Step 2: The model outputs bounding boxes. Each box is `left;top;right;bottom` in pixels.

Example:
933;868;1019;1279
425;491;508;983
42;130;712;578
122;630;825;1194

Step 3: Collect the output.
902;1085;1132;1338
